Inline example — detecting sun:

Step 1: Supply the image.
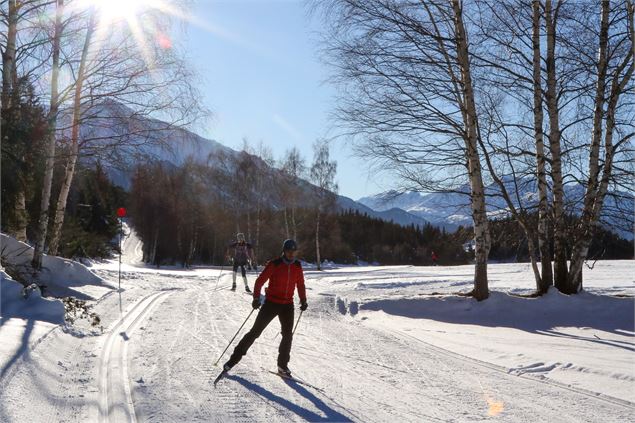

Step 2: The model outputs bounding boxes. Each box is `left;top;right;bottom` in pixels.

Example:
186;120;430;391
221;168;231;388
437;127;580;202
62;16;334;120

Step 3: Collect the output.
88;0;150;23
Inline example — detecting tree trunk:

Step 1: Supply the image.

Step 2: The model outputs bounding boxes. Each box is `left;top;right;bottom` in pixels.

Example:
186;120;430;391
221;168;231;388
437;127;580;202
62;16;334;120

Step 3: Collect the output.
246;211;251;243
2;0;17;111
544;0;568;292
176;222;183;266
452;0;489;300
566;0;610;293
255;204;261;265
283;208;290;239
48;12;96;255
186;229;197;268
151;227;159;265
291;204;297;242
480;148;544;290
3;0;27;241
568;1;633;291
32;0;64;268
532;0;553;292
524;224;542;289
315;211;321;271
12;190;27;242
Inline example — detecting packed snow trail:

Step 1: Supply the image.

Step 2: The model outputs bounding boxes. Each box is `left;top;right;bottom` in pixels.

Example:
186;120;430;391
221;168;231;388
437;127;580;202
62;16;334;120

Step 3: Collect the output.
96;289;173;422
120;222;144;266
1;261;633;422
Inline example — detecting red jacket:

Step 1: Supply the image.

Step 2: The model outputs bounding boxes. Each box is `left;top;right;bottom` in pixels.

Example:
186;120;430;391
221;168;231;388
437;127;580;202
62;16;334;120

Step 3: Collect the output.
253;257;306;304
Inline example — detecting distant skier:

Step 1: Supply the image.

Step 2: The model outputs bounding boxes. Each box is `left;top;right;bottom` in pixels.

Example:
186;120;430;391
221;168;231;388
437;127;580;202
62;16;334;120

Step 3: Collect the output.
431;250;439;266
222;239;307;378
226;233;255;293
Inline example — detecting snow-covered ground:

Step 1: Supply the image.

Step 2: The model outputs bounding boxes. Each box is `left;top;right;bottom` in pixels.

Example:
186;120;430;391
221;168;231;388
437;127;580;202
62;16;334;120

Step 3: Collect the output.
1;232;633;422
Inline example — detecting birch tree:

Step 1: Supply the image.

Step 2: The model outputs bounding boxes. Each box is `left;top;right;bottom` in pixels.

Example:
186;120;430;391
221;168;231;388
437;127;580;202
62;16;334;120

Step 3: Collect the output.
316;0;491;298
566;0;634;292
310;140;337;271
45;1;205;255
32;0;64;269
2;0;25;240
531;0;552;292
279;147;306;241
47;7;96;255
253;142;275;265
543;0;569;290
470;0;554;293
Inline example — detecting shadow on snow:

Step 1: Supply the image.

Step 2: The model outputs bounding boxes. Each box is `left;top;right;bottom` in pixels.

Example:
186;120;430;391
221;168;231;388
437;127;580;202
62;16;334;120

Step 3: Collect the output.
227;374;352;422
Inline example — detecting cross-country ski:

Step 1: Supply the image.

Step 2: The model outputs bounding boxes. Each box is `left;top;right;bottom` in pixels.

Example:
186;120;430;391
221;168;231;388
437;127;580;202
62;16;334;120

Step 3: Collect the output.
265;369;325;393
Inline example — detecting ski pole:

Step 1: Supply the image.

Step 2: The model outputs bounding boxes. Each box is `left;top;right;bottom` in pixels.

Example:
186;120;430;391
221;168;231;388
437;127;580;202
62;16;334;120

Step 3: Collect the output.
292;310;304;336
214;262;225;290
214;308;255;366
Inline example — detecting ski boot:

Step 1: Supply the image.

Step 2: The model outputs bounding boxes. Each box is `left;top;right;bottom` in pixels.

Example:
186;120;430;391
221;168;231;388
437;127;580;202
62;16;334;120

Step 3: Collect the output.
214;363;232;386
277;365;292;379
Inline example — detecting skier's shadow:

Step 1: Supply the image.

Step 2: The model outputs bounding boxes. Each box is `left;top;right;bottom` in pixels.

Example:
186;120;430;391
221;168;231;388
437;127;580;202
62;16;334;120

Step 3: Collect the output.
227;375;352;422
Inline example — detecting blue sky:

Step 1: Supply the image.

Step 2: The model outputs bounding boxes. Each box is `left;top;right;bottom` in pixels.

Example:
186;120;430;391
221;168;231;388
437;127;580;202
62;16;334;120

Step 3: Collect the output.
176;0;390;200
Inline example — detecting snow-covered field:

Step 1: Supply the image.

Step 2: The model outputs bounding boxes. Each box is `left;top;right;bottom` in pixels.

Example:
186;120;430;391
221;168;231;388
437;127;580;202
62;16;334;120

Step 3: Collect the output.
1;235;633;422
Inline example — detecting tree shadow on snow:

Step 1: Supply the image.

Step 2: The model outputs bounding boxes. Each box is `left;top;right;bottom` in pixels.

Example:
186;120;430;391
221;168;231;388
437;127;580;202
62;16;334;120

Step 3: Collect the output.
360;291;635;351
0;327;100;422
227;375;352;422
0;317;35;380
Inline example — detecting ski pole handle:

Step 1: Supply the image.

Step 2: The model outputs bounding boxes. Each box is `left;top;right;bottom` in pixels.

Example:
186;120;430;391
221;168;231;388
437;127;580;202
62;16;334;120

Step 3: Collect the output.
214;308;255;366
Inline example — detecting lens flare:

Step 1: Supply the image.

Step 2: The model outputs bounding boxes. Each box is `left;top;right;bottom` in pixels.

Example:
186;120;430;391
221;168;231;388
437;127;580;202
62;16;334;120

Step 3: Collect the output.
486;396;505;417
157;33;172;50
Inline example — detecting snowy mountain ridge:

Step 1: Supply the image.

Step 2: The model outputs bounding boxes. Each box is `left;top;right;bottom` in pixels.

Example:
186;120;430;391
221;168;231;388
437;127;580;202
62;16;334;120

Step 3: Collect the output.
78;101;431;228
359;178;634;239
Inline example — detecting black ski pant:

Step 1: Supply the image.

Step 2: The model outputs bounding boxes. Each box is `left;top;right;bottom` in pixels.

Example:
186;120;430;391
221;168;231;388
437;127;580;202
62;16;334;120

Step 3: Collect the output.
226;301;294;368
233;262;247;277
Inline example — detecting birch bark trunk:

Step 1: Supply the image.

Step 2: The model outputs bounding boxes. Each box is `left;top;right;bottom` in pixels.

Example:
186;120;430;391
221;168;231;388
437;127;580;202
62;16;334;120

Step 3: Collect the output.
568;0;633;291
544;0;568;291
49;12;97;255
33;0;65;268
452;0;490;300
532;0;553;292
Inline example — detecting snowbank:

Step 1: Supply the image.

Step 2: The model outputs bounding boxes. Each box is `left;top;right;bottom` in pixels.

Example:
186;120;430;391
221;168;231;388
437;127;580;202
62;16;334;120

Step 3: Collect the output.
1;233;110;299
359;289;634;334
356;288;635;402
1;271;64;324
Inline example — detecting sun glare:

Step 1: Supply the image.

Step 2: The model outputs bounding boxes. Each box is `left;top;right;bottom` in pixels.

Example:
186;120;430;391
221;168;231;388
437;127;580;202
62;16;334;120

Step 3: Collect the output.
90;0;149;23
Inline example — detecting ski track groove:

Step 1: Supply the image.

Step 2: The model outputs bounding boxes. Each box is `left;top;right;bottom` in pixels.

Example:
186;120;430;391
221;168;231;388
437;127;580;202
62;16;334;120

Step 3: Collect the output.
134;287;287;422
0;282;120;393
331;310;439;421
296;301;407;420
208;287;286;422
96;289;173;423
294;302;369;421
0;276;125;423
136;285;208;418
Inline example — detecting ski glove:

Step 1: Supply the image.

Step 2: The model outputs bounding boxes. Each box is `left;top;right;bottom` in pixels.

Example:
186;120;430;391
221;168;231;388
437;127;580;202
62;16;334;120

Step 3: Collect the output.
252;298;261;309
300;301;308;311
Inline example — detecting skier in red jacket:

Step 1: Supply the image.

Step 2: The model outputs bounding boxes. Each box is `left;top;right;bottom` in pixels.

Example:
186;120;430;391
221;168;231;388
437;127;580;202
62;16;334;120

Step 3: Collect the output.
223;239;307;377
